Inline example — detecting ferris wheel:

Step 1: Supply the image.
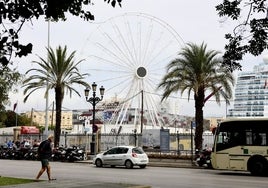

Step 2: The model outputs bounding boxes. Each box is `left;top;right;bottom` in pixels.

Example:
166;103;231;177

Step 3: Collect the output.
80;13;184;132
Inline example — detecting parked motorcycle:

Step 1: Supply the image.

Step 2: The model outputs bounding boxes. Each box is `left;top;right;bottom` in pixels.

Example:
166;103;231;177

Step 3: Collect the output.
52;146;66;161
65;146;87;162
24;146;39;160
0;143;87;162
0;146;12;159
195;149;212;168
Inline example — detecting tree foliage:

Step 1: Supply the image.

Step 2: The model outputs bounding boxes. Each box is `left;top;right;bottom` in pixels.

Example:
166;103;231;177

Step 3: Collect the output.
0;65;21;111
0;0;122;67
158;43;234;150
216;0;268;71
3;110;32;127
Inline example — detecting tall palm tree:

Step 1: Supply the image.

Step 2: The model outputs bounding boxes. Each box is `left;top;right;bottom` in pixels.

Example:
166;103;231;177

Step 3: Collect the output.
23;45;90;146
158;42;234;150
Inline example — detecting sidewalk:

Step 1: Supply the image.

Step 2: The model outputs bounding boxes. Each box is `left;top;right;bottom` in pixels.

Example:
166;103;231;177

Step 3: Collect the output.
147;158;197;168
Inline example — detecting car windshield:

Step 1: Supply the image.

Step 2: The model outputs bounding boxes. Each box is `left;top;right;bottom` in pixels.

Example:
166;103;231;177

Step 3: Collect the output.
132;147;144;154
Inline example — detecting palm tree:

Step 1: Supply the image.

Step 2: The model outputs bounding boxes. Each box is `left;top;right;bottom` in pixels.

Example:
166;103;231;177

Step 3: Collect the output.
23;45;90;146
158;42;234;150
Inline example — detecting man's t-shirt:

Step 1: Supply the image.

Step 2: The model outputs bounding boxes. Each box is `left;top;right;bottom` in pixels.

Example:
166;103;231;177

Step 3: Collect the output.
38;140;52;159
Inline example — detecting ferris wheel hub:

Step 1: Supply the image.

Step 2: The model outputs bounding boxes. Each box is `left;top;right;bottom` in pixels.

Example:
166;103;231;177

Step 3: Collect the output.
136;66;147;78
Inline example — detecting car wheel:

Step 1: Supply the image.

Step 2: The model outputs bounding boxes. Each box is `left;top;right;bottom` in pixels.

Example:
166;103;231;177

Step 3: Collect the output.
95;159;103;167
125;160;133;169
139;165;146;169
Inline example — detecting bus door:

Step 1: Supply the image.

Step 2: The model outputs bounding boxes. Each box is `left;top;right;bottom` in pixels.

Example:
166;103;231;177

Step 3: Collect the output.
228;147;247;171
228;131;247;170
213;131;246;170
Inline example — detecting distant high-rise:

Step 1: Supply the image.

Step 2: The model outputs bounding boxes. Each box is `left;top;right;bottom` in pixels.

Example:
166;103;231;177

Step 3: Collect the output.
229;57;268;117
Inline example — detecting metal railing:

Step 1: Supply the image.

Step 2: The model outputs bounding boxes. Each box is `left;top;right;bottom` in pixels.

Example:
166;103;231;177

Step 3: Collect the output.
0;132;214;155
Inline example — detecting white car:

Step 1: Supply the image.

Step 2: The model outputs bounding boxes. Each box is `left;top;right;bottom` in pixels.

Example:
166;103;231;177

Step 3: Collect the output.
93;146;149;169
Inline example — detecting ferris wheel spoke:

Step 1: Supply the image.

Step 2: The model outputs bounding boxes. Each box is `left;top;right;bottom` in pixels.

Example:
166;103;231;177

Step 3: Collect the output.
103;75;133;93
124;79;140;101
98;26;135;68
86;68;131;76
95;74;132;83
142;78;158;93
149;52;179;71
93;43;133;69
140;21;154;67
115;91;141;125
142;27;166;67
145;40;178;68
125;18;139;66
140;13;185;46
113;20;138;67
144;93;160;127
149;72;165;81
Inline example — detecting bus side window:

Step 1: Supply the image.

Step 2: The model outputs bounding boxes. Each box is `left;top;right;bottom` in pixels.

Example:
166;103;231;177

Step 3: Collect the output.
263;134;267;146
221;132;231;145
215;132;230;151
246;132;252;145
253;133;262;145
231;132;246;146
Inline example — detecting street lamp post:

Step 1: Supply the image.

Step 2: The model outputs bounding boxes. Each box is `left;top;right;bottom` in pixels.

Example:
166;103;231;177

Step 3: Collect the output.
84;82;105;155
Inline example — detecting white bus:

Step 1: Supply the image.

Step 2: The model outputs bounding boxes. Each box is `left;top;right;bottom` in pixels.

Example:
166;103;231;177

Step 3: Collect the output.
211;118;268;176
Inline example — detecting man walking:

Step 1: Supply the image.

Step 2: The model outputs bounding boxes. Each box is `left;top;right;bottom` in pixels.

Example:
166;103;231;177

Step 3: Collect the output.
36;134;55;181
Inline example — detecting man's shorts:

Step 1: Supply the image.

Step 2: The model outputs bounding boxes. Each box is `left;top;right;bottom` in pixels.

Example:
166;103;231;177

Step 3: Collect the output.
41;159;49;167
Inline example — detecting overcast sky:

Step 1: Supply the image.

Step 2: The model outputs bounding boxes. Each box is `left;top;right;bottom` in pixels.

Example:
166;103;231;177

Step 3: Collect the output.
8;0;266;117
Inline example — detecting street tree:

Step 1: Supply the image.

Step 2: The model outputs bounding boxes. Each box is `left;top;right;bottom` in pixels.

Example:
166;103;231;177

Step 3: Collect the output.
0;0;122;67
3;110;32;127
158;43;234;150
22;45;90;146
0;66;21;111
216;0;268;71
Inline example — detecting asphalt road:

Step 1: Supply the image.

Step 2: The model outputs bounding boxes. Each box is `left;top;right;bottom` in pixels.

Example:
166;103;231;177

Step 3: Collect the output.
0;160;268;188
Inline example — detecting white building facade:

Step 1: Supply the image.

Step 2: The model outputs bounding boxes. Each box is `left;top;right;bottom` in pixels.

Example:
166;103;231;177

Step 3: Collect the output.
229;59;268;117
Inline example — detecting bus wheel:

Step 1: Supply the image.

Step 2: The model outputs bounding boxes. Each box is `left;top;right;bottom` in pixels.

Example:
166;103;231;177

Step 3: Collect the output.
248;156;268;176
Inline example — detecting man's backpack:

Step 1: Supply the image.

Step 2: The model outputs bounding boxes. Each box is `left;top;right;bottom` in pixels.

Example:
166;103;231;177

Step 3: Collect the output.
37;140;47;156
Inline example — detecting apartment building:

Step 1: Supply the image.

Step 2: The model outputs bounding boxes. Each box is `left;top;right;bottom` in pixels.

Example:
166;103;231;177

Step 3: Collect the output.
25;110;73;130
229;59;268;117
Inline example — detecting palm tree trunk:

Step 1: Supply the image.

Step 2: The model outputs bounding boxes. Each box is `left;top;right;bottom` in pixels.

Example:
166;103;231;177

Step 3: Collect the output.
54;87;63;147
194;90;204;151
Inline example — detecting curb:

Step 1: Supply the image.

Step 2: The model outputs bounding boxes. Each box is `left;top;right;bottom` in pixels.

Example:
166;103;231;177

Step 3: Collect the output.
76;159;200;169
